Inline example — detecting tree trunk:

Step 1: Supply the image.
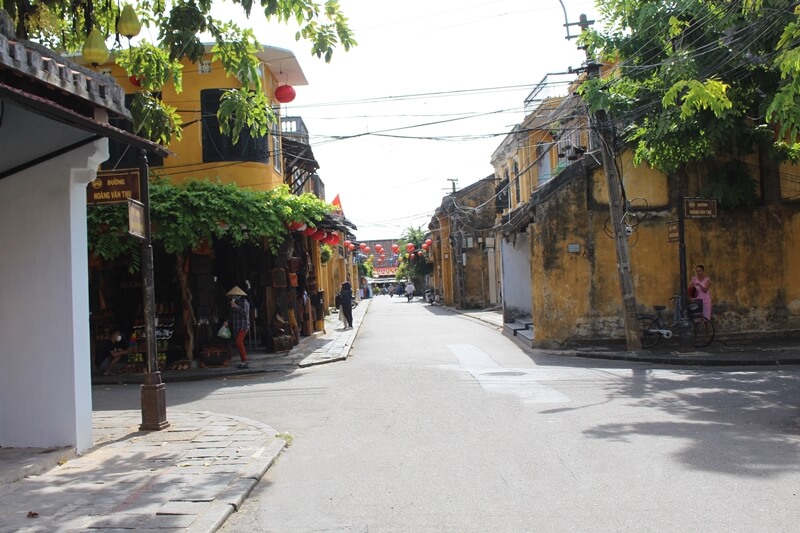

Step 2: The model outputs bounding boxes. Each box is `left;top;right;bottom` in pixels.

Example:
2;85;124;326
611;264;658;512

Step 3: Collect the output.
175;253;196;360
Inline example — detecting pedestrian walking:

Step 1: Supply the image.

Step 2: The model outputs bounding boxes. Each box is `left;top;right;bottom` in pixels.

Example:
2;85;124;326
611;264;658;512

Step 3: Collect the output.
223;286;250;369
339;279;354;328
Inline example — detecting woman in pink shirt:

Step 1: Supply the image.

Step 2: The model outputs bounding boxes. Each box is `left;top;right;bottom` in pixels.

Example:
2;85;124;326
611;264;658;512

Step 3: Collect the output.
690;264;712;320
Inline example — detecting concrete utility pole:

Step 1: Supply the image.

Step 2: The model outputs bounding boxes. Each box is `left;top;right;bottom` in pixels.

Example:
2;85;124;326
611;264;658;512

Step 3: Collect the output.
593;111;642;351
573;13;642;351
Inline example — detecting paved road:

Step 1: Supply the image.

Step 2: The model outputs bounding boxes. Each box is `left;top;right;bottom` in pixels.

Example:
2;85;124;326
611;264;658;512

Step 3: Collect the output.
95;296;800;532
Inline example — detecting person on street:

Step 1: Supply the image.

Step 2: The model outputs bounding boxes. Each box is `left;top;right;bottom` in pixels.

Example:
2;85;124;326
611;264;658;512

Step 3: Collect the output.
223;286;250;369
405;280;415;302
99;327;134;376
690;264;712;320
339;279;354;328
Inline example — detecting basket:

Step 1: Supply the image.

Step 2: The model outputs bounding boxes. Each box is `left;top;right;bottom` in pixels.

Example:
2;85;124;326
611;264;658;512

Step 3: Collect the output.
688;300;703;316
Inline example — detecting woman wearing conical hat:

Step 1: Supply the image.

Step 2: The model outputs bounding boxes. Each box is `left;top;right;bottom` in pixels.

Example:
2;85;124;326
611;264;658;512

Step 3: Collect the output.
223;286;250;369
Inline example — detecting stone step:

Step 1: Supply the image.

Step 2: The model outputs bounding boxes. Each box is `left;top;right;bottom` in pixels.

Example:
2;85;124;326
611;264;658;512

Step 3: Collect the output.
517;328;534;341
503;323;526;337
516;317;533;327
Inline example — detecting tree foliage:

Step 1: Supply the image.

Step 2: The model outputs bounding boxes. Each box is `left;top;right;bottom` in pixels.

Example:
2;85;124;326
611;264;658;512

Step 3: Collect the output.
580;0;800;177
396;226;432;283
87;178;332;268
4;0;356;144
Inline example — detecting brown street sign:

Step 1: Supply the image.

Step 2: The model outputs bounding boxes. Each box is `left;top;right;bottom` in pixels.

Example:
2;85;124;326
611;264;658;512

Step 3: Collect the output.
684;197;718;218
668;221;679;243
87;169;140;205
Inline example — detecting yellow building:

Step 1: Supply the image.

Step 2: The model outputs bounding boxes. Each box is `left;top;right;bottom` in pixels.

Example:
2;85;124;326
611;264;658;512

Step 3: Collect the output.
85;45;350;360
491;73;800;347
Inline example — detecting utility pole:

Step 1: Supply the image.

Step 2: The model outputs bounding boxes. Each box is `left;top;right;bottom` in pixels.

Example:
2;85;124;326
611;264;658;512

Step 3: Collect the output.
574;13;642;351
445;178;458;194
594;110;642;350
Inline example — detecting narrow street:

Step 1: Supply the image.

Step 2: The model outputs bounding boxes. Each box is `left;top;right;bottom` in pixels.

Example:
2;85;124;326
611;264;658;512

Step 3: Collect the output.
95;296;800;532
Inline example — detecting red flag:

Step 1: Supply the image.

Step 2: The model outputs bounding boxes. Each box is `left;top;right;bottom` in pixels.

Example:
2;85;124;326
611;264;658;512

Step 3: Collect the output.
331;194;343;215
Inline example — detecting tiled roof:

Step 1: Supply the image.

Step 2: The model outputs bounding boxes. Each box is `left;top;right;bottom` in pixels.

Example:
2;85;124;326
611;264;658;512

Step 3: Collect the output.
0;9;129;119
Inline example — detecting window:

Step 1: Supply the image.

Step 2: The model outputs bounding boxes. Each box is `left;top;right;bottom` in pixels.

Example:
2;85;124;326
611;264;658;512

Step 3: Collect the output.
201;89;269;164
102;94;164;170
513;160;521;205
536;143;553;185
272;118;282;174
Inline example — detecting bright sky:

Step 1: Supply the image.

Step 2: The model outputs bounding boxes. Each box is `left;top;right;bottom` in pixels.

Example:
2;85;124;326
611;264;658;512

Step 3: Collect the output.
227;0;602;241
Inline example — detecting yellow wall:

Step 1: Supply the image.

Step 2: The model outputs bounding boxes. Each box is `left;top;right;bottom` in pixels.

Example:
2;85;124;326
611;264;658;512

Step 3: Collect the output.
103;53;285;191
529;151;800;345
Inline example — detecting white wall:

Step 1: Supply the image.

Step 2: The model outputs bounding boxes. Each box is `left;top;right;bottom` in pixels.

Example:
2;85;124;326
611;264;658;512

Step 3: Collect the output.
501;233;532;316
0;141;106;452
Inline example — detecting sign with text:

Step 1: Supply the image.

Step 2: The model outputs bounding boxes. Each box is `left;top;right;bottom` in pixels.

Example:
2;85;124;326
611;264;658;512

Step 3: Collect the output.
684;197;718;218
127;199;145;240
87;170;140;205
668;221;679;242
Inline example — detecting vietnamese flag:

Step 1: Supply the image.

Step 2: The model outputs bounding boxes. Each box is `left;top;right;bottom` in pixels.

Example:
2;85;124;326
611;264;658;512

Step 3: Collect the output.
332;194;344;215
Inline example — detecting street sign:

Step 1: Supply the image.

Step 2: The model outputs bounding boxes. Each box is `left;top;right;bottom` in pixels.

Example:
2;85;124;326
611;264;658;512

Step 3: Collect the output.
87;169;141;205
127;198;145;240
668;221;679;242
684;197;718;218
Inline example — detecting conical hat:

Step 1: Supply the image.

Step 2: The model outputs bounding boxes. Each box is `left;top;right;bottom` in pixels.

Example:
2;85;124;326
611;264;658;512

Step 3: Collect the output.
226;286;246;296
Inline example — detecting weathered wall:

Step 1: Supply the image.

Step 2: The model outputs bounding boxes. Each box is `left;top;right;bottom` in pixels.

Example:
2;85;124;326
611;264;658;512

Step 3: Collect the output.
530;151;800;345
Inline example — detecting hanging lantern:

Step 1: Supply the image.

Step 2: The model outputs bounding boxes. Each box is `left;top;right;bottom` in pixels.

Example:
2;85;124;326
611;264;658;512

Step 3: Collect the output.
129;75;143;87
303;226;317;236
328;233;340;245
117;4;142;39
295;223;307;232
422;243;429;250
312;229;326;241
274;85;296;104
417;250;424;256
344;240;351;248
406;243;415;252
364;247;370;253
82;28;109;66
425;238;433;245
348;243;356;251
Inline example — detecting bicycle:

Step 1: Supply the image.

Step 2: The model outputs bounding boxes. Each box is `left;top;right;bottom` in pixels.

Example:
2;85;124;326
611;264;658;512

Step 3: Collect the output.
638;294;714;349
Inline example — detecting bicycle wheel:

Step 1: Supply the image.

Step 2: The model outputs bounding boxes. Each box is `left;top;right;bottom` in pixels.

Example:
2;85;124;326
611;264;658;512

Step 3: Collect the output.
692;316;715;347
638;316;660;348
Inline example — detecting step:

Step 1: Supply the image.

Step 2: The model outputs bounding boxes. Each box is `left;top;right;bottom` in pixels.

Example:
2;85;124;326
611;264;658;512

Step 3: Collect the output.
503;323;526;337
516;317;533;328
517;328;534;341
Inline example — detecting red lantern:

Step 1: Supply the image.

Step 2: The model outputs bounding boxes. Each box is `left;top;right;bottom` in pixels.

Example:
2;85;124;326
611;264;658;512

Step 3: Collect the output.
303;226;317;236
328;233;340;245
312;229;326;241
295;223;307;232
274;84;296;104
425;238;433;245
344;240;351;248
129;75;143;87
406;243;415;252
364;247;370;253
348;243;356;251
417;250;424;256
359;243;367;250
422;243;429;250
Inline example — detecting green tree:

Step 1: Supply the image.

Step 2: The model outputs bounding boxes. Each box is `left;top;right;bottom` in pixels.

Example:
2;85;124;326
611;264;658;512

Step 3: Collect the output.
4;0;355;144
580;0;799;205
87;178;331;358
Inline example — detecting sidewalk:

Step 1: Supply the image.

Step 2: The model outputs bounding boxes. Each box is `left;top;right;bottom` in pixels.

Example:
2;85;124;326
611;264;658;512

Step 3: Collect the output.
0;300;369;533
436;302;800;366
